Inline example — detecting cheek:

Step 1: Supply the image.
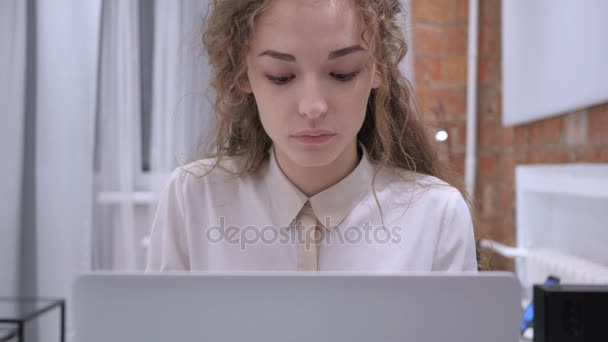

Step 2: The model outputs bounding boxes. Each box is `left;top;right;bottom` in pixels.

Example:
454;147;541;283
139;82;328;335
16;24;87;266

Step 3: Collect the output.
332;97;368;133
338;87;371;130
250;77;293;121
333;71;374;103
254;94;292;139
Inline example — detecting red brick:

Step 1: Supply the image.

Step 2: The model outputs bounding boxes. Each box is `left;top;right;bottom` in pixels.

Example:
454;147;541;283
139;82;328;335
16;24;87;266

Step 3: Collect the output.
525;148;573;164
413;25;444;56
436;143;450;159
452;0;469;24
588;104;608;143
479;24;501;56
414;57;441;86
444;26;467;55
500;185;515;220
496;85;503;119
411;0;452;24
499;184;513;216
502;219;516;245
528;116;564;145
575;146;608;162
478;153;499;180
479;0;501;26
416;86;467;117
446;120;467;147
475;180;513;226
562;110;589;147
476;215;515;270
477;85;500;120
490;255;515;271
501;127;515;147
477;119;502;149
505;205;516;225
478;56;501;85
450;152;466;176
477;217;504;240
479;182;500;218
424;124;437;145
423;120;467;155
515;150;528;165
514;126;528;148
501;151;515;184
424;116;439;129
415;88;434;115
441;56;468;84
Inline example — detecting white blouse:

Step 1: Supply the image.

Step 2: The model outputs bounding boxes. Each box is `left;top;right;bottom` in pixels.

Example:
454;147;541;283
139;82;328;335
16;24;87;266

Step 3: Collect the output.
146;146;478;272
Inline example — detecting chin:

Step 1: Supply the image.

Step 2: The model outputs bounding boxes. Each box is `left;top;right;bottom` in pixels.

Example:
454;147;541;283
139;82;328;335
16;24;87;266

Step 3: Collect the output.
286;144;342;168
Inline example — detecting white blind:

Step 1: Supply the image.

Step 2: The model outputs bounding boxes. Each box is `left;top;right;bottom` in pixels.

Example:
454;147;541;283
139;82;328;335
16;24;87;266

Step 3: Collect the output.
502;0;608;126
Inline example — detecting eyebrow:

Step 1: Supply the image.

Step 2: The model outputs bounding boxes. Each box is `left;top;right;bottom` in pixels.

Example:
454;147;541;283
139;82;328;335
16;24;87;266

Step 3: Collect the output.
257;44;365;62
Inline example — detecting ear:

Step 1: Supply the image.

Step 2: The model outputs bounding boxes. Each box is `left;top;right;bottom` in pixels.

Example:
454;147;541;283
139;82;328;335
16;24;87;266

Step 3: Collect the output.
240;73;253;93
371;65;381;89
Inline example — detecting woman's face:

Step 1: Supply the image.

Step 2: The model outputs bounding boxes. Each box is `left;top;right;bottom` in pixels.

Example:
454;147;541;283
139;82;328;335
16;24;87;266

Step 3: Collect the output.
244;0;379;168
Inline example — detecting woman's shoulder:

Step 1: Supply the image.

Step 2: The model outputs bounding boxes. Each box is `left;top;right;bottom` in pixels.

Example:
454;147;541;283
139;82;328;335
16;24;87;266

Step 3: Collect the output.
378;166;466;207
176;154;247;179
160;154;252;194
381;166;457;191
377;167;472;239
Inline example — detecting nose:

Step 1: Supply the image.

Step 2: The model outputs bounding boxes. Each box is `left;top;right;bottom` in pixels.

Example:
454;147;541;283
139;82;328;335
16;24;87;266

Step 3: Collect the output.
297;79;328;120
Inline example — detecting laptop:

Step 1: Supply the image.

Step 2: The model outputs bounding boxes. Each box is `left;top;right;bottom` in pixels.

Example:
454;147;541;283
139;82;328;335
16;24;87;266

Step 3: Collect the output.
73;272;521;342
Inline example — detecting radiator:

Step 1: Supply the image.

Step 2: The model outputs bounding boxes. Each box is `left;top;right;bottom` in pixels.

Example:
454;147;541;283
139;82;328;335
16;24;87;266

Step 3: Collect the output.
480;240;608;287
525;248;608;285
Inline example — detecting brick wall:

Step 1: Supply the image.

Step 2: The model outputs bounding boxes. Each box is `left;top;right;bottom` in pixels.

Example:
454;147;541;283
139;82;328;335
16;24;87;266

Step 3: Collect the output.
412;0;469;176
410;0;608;270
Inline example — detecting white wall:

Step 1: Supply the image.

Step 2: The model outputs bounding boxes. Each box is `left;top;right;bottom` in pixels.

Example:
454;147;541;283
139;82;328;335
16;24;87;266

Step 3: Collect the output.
502;0;608;126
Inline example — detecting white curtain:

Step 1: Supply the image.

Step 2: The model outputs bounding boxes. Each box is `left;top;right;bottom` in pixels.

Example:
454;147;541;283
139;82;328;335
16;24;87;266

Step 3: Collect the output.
136;0;213;264
92;0;213;270
0;0;101;340
0;0;27;298
151;0;213;173
2;0;213;338
93;0;142;270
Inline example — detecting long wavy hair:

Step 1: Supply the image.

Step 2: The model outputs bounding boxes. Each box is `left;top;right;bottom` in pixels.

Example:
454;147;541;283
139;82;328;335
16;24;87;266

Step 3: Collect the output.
199;0;485;268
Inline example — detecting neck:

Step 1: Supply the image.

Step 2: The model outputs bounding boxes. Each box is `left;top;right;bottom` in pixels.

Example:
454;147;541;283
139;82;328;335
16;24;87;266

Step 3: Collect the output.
274;140;361;197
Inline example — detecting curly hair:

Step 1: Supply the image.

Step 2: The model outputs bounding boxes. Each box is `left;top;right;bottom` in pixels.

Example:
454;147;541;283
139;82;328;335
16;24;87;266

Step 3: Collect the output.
200;0;485;268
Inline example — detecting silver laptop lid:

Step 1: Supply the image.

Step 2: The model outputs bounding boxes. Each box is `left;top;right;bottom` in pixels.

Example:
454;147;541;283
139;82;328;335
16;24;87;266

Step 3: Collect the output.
73;272;521;342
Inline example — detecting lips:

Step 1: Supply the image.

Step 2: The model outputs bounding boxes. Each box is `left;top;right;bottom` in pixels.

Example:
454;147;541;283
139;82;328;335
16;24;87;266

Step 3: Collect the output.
292;129;336;137
291;130;336;145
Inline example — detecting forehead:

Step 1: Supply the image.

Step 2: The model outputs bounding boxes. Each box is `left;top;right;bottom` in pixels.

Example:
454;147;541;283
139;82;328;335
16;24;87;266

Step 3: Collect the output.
250;0;365;52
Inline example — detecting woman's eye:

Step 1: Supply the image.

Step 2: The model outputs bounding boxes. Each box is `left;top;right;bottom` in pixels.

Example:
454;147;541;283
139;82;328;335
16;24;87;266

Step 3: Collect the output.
266;75;294;85
331;72;359;82
265;72;359;85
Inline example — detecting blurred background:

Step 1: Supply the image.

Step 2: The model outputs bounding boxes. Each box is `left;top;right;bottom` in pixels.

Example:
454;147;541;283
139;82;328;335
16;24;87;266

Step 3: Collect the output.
1;0;607;341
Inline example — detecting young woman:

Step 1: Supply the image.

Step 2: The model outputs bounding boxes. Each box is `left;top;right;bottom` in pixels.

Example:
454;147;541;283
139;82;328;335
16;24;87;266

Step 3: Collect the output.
146;0;479;272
